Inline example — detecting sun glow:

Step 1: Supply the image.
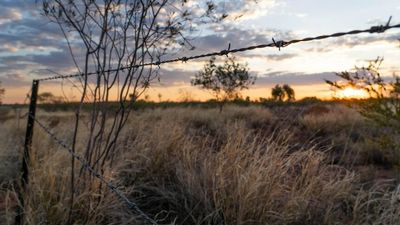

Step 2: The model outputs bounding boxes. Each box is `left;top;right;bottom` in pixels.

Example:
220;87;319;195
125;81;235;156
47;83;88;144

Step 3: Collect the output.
335;87;369;99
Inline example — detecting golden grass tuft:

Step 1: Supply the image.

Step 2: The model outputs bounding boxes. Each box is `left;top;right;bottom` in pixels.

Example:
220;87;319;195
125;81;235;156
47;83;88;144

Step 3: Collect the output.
0;105;399;225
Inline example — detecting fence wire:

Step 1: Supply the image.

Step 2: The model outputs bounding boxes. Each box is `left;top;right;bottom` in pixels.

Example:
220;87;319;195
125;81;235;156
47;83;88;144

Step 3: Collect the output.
24;16;400;225
36;17;399;82
30;114;159;225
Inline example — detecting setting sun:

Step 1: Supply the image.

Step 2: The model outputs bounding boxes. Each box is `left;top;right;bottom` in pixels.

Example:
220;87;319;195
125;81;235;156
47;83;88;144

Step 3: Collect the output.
2;1;400;225
335;87;369;99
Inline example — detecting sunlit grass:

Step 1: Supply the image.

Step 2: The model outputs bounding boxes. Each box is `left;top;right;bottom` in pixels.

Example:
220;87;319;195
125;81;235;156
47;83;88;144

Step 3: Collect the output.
0;105;399;225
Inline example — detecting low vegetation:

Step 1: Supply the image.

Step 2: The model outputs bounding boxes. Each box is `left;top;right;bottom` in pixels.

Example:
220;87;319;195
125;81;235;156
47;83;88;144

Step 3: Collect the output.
0;81;5;105
0;103;399;225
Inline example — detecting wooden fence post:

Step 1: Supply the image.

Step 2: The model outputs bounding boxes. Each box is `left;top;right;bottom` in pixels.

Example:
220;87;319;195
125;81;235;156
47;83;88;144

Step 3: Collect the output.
22;79;39;185
15;79;39;225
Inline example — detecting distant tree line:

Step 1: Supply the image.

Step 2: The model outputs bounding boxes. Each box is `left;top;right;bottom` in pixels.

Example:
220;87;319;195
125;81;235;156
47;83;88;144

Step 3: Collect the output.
191;56;297;109
37;92;64;104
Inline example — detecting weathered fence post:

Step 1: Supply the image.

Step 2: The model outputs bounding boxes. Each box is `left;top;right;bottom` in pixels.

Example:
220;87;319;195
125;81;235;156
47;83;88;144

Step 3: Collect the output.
15;79;39;225
22;79;39;186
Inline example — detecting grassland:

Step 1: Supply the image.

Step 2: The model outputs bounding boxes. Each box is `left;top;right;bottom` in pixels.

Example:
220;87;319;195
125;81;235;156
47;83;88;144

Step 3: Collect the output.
0;103;399;225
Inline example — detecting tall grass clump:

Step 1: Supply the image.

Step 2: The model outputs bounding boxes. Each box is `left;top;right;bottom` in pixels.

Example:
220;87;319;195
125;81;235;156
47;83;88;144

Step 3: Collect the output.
1;105;399;225
117;109;356;225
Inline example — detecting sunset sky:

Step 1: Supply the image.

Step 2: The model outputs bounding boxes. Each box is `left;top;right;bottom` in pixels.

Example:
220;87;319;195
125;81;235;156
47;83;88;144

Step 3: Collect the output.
1;0;400;103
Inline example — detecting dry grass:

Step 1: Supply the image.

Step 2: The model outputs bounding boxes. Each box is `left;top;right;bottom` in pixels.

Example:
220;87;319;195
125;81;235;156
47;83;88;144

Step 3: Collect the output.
0;105;399;225
300;104;364;132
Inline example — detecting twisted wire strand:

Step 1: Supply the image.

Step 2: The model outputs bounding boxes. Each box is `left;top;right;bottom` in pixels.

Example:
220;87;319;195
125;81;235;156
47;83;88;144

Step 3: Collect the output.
30;114;159;225
24;17;399;225
36;18;400;82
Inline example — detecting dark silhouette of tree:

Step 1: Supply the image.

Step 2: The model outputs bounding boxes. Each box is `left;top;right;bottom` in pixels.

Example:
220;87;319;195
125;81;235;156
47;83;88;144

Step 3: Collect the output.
0;81;4;105
191;56;255;111
271;85;285;101
40;0;259;223
41;2;230;223
326;57;400;165
326;57;400;129
271;84;295;102
38;92;63;104
158;93;163;102
283;84;295;101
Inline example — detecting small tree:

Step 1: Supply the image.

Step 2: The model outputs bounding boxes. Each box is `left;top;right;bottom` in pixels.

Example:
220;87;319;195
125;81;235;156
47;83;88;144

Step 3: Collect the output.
158;93;163;103
191;56;255;111
326;57;400;165
38;92;63;104
326;57;400;128
271;85;284;102
271;84;295;102
0;81;4;105
283;84;295;101
39;1;260;223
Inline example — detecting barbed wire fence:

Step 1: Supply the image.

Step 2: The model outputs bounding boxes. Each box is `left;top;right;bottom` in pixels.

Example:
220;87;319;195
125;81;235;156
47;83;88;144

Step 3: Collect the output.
36;17;398;82
30;115;159;225
18;17;400;225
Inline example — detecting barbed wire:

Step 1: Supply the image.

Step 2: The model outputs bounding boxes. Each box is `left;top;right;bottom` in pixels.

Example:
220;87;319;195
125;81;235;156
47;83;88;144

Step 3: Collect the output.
30;114;159;225
18;16;400;225
36;17;399;82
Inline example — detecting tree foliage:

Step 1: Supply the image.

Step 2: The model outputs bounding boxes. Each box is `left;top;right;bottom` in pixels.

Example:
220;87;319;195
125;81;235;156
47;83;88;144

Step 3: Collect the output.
39;1;258;223
39;1;254;223
326;57;400;166
271;84;284;102
191;56;255;102
39;0;242;170
38;92;63;104
271;84;295;102
326;57;400;129
283;84;295;101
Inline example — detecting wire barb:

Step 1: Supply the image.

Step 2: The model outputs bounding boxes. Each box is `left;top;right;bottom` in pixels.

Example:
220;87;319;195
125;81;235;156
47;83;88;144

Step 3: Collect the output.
370;16;392;33
219;43;231;57
272;38;289;51
180;56;188;63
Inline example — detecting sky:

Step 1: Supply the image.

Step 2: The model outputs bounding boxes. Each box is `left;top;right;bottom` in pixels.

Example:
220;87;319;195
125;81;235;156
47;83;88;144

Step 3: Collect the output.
0;0;400;103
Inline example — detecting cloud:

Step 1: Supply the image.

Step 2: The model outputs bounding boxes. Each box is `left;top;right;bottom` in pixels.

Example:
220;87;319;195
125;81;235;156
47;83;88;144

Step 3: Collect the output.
303;32;400;53
245;53;299;61
1;0;399;103
155;69;193;86
217;0;280;21
0;72;32;87
0;44;18;53
176;24;297;58
149;68;340;89
330;33;400;48
0;1;83;87
0;8;22;20
304;47;331;53
0;1;295;89
255;71;339;87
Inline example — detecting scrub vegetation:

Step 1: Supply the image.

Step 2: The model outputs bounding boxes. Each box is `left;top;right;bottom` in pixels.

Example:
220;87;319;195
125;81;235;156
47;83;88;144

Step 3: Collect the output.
1;103;399;225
